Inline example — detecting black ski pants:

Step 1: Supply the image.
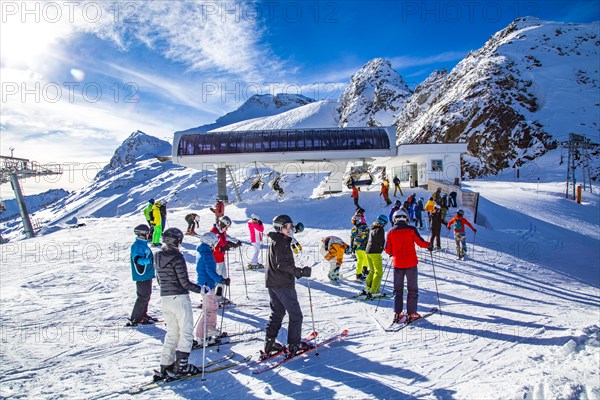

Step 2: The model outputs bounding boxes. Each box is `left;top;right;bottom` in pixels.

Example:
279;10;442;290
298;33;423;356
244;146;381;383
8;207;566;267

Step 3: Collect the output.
131;279;152;322
266;287;303;345
393;266;419;315
430;227;442;248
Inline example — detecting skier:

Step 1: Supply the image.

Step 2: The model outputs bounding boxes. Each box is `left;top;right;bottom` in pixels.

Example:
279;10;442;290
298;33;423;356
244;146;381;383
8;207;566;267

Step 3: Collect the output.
447;209;477;260
415;198;425;229
440;193;449;221
380;180;392;206
321;236;349;282
424;196;436;229
154;228;204;379
128;224;156;326
194;232;230;345
210;216;241;304
350;215;369;281
432;187;443;205
363;214;388;298
392;175;403;197
351;184;360;209
143;199;155;238
247;214;265;269
388;200;402;223
160;202;168;228
385;210;430;324
448;191;458;208
428;205;446;251
353;207;367;225
209;199;225;223
184;213;200;235
151;201;163;247
264;215;312;358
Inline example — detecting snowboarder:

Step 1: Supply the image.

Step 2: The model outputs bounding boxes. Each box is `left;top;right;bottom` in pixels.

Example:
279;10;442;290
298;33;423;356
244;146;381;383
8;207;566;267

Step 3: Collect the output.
380;179;392;206
385;210;430;324
153;228;204;379
184;213;200;235
264;214;312;358
393;175;403;197
210;199;225;223
447;209;477;260
128;224;156;326
351;184;360;209
194;232;230;344
151;201;163;247
210;216;241;304
363;214;388;298
428;205;446;251
321;235;349;282
247;214;265;269
350;215;369;281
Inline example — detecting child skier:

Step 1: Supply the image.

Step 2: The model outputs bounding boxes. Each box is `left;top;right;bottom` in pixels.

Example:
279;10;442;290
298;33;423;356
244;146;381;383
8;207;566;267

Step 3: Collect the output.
385;210;430;323
447;209;477;260
388;200;402;223
127;224;156;326
194;232;230;345
247;214;265;269
210;216;241;304
264;215;312;358
428;205;446;251
321;236;349;282
350;215;369;281
363;214;388;298
184;213;200;235
154;228;204;379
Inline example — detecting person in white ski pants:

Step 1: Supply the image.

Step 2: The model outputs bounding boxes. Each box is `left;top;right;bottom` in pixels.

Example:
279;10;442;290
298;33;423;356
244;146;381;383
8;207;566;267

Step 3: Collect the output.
161;295;195;365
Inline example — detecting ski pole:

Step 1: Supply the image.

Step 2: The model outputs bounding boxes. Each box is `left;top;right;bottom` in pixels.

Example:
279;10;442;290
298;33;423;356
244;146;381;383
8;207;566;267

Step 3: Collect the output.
201;292;208;381
238;246;249;299
306;279;319;354
375;257;393;313
429;251;443;316
216;284;228;353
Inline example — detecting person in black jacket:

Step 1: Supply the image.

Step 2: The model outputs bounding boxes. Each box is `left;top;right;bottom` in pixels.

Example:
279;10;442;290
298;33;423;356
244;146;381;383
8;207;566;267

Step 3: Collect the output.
363;214;389;298
154;228;228;379
263;214;312;358
428;205;447;251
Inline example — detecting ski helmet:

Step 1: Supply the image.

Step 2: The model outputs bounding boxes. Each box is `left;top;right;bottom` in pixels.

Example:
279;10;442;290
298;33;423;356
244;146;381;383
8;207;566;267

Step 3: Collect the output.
294;222;304;233
250;213;260;221
218;216;232;229
351;215;362;225
394;200;401;207
162;228;184;246
200;232;219;248
149;198;155;204
457;209;464;216
392;210;409;223
134;224;150;237
272;214;293;231
376;214;389;225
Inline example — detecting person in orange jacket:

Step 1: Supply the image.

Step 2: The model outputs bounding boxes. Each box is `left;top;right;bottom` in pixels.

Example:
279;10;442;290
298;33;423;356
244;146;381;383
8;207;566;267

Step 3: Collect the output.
321;236;349;282
385;210;430;324
447;209;477;260
380;180;392;206
351;184;360;209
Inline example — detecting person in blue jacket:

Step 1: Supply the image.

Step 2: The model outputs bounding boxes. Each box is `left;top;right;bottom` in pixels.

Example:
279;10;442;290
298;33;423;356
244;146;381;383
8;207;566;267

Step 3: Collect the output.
194;232;230;344
128;224;157;326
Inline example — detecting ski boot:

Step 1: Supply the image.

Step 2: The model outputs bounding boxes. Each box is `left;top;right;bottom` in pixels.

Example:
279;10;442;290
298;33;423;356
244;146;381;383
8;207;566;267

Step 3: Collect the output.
286;341;314;358
174;351;201;376
393;312;407;324
153;362;175;381
261;336;284;360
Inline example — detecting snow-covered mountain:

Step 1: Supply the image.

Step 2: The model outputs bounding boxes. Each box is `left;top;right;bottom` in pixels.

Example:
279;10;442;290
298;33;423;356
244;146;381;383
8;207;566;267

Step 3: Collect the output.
100;130;172;176
0;189;70;222
338;58;412;127
182;94;316;133
394;17;600;177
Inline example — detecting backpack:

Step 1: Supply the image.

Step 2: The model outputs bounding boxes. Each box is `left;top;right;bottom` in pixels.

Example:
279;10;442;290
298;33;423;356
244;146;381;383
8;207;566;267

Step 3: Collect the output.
159;204;167;218
453;218;463;231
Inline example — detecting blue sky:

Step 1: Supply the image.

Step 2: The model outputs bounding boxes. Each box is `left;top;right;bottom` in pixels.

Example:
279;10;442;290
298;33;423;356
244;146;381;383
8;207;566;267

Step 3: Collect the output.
0;0;598;195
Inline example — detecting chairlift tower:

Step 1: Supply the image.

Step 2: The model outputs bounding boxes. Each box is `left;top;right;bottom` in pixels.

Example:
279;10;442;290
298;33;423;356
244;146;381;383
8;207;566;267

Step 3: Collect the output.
565;133;593;199
0;155;63;238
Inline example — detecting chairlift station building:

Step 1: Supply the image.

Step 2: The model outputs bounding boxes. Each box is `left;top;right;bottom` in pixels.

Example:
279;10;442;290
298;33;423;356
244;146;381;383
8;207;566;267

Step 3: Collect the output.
172;127;467;198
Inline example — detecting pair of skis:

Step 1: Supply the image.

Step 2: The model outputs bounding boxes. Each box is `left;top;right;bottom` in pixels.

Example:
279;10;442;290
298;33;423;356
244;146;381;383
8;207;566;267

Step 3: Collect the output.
191;329;262;349
230;329;349;375
383;307;439;332
351;291;391;301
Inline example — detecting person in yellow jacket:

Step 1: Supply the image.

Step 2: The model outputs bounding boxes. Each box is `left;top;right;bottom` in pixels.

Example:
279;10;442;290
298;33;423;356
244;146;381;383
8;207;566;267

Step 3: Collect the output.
321;236;349;282
151;201;163;247
424;197;436;230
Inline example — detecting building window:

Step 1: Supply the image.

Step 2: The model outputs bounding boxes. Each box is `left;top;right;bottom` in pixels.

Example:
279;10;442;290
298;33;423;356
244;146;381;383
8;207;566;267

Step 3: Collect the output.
432;159;443;171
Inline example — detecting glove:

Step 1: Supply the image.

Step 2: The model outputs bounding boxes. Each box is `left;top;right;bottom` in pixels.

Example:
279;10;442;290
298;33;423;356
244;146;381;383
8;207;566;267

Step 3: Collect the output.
291;244;299;254
294;268;303;279
223;243;232;251
221;277;231;286
234;241;242;248
344;246;351;255
258;220;263;226
474;229;478;233
427;244;433;252
301;266;312;277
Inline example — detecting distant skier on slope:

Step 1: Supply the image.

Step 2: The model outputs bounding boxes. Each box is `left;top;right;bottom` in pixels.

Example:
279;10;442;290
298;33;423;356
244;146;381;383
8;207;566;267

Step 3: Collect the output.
447;209;477;260
385;210;430;324
184;213;200;235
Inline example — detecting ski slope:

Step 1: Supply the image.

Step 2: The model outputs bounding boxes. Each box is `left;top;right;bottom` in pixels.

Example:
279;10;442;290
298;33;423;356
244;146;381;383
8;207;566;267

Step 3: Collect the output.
0;156;599;399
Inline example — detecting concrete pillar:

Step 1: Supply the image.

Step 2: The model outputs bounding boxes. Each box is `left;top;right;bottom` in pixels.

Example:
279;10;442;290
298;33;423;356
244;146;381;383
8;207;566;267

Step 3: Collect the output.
216;167;229;202
10;173;35;238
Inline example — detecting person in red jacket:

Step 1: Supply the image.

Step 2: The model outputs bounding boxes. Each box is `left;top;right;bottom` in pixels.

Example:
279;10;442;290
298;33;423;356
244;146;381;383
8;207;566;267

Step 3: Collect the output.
447;209;477;260
210;199;225;222
351;184;360;209
385;210;430;324
210;216;240;304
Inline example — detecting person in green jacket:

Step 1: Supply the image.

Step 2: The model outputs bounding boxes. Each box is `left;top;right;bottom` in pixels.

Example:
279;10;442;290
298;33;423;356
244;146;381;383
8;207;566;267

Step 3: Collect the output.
151;201;163;247
143;199;155;238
